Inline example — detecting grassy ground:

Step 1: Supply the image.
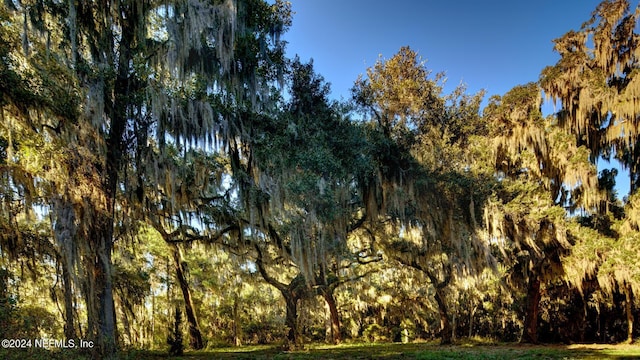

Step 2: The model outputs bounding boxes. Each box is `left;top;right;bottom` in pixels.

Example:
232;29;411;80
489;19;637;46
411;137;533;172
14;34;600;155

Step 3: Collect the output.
182;342;640;360
2;341;640;359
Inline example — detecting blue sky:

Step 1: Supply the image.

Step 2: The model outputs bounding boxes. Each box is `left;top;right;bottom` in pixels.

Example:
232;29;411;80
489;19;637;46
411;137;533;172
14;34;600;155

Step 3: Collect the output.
282;0;635;196
283;1;603;100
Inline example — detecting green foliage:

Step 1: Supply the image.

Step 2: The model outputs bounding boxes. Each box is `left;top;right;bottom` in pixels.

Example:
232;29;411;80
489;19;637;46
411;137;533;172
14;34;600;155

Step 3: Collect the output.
363;323;387;343
353;46;445;143
14;305;59;338
0;267;61;340
0;268;17;338
113;262;151;308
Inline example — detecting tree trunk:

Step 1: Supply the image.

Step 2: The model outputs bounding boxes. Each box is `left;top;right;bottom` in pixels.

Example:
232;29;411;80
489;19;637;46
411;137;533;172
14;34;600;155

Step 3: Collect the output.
434;286;452;345
597;306;603;342
254;247;305;349
77;215;117;357
172;244;204;350
61;263;76;340
579;292;588;343
284;292;301;348
468;304;477;339
85;221;117;358
62;264;76;340
53;197;77;341
88;2;141;355
624;282;634;343
323;290;342;344
451;305;457;341
151;290;155;348
233;293;242;346
283;274;307;349
521;275;541;344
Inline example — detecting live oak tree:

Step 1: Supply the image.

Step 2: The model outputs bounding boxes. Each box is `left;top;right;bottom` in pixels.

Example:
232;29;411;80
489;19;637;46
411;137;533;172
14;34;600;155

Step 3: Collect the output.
352;46;495;345
246;59;374;347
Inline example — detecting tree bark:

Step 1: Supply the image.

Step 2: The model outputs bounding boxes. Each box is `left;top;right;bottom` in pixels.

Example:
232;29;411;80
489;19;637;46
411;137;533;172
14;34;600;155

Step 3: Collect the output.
284;292;300;348
53;197;77;341
282;274;307;349
172;244;204;350
233;293;241;346
255;246;306;349
53;197;76;340
81;5;129;355
579;291;588;343
433;285;452;345
323;290;342;344
468;304;477;339
521;274;541;344
624;282;634;343
61;263;76;340
85;220;117;358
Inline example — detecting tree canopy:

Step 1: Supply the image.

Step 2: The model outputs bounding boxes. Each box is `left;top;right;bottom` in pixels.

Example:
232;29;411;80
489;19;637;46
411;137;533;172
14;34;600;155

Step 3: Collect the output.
0;0;639;357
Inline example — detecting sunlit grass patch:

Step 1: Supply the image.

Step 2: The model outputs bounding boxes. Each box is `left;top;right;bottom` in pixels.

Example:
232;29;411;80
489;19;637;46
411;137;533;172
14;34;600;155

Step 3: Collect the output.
566;343;640;358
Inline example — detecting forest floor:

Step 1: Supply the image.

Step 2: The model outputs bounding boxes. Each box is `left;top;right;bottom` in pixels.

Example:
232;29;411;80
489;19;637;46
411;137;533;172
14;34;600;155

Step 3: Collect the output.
2;341;640;359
